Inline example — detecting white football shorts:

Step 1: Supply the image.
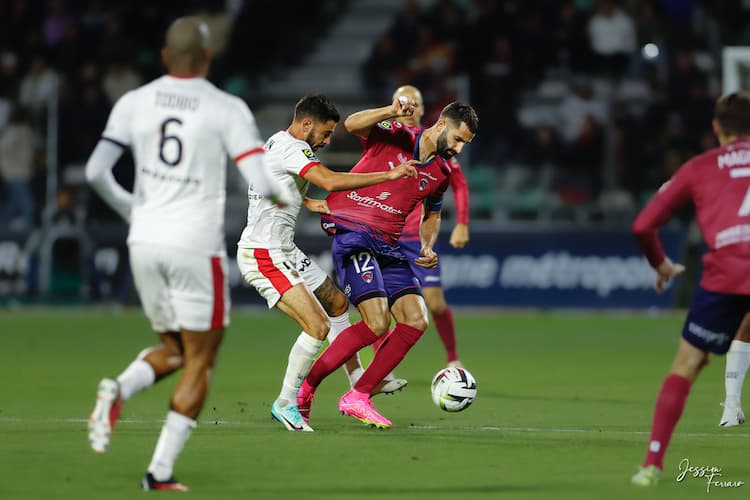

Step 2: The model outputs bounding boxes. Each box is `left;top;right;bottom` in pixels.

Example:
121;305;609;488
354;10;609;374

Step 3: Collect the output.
236;245;328;308
129;243;230;332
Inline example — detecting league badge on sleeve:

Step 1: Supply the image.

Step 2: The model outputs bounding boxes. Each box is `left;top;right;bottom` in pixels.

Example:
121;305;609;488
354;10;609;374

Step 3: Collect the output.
377;120;392;130
302;148;318;160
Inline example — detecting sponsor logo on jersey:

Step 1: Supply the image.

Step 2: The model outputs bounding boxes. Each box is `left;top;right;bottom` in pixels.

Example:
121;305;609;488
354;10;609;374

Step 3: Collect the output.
347;191;403;214
344;284;352;296
361;271;374;283
376;192;391;200
377;120;392;130
419;178;428;191
302;148;317;160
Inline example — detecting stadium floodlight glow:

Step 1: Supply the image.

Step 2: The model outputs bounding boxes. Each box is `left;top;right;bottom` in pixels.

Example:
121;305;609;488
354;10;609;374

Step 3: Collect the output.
642;43;659;60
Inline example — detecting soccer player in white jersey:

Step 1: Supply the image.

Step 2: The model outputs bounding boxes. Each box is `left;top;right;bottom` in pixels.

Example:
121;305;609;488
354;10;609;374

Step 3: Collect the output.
84;17;290;491
236;94;417;431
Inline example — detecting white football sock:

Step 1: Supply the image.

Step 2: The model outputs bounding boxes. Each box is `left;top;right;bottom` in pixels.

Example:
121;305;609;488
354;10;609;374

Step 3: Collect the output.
278;332;323;405
725;340;750;405
148;410;196;481
117;359;155;401
327;313;363;387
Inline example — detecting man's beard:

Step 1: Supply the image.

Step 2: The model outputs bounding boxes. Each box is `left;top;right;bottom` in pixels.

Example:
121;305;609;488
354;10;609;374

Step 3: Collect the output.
436;132;456;159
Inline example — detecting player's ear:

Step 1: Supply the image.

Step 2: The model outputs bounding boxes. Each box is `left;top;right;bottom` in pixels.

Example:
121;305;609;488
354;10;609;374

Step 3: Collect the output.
160;47;169;68
711;119;722;140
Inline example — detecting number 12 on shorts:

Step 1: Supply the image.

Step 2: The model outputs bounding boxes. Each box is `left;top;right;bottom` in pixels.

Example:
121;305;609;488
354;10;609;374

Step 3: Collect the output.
349;252;374;273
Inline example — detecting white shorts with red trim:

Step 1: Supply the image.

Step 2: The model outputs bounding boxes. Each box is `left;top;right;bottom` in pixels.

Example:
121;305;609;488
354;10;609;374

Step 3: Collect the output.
129;243;230;332
236;244;328;308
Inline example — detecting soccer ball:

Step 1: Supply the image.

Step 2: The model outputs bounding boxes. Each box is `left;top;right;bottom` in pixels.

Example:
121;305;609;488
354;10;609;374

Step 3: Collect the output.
430;367;477;412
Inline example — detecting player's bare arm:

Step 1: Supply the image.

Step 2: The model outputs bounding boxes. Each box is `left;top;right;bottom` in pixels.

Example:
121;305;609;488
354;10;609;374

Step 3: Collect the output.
302;160;417;192
303;197;330;214
344;95;416;138
416;208;441;269
449;223;469;248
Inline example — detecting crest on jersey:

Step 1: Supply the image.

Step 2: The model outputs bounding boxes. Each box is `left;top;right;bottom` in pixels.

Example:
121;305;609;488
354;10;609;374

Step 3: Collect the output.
377;120;392;130
397;153;408;164
361;271;374;283
394;121;402;128
302;148;318;160
419;178;428;191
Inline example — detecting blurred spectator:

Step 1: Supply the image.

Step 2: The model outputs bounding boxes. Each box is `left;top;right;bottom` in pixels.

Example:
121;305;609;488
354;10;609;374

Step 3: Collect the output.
389;0;424;50
19;54;59;116
102;60;142;104
557;80;607;143
587;0;636;77
43;0;72;47
363;32;400;98
553;0;592;72
0;106;36;230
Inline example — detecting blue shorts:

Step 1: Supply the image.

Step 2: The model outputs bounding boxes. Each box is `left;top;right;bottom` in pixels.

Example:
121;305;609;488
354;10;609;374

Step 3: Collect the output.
682;285;750;354
332;231;421;306
399;239;442;288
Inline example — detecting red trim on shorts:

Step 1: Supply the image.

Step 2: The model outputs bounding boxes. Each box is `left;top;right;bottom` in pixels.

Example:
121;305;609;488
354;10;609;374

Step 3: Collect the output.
233;147;264;163
254;248;294;295
299;161;320;177
210;256;225;329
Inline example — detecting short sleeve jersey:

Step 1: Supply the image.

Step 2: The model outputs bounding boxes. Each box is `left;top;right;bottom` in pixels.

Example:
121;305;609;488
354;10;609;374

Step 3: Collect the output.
324;120;451;246
237;130;321;249
102;75;264;254
633;138;750;294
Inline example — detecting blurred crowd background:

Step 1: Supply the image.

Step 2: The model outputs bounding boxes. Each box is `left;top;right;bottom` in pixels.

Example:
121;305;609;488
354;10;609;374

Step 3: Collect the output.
0;0;748;303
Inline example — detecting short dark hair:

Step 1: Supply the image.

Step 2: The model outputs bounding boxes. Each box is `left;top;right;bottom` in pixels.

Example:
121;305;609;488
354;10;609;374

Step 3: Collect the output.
294;94;340;123
715;92;750;136
440;102;479;134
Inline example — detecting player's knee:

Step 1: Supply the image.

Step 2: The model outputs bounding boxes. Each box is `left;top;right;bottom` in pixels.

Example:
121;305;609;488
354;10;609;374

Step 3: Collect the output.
364;316;391;336
328;292;349;318
308;316;330;340
401;313;429;333
429;300;447;316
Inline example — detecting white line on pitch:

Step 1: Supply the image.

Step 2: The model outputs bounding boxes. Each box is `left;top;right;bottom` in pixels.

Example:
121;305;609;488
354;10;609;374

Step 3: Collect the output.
2;417;750;439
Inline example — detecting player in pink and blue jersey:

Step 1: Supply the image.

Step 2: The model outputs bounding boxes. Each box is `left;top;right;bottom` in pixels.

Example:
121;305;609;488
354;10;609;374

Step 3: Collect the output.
298;97;478;428
631;92;750;486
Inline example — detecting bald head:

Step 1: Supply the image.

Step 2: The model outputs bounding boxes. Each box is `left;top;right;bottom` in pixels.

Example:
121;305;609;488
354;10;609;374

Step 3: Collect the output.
393;85;424;127
162;17;211;76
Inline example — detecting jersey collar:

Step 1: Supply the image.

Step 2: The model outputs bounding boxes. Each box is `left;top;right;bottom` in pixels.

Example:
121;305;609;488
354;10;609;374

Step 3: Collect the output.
413;129;437;168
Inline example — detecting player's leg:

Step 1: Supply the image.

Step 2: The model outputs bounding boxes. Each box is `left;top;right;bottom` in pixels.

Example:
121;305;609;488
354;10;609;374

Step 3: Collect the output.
353;292;428;396
237;246;326;430
88;245;183;453
402;240;460;367
312;276;365;387
142;249;229;491
633;286;743;487
144;327;223;492
422;286;461;367
721;312;750;426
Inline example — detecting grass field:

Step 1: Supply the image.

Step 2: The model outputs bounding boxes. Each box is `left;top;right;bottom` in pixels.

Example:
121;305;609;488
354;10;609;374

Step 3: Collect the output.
1;308;749;499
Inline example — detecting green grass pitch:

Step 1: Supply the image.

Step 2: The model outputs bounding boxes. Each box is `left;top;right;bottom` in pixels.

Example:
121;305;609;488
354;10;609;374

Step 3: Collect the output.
1;309;749;499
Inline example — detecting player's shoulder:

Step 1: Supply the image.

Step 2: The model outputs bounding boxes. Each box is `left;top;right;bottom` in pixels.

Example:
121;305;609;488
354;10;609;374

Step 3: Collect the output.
267;130;313;152
374;120;419;136
682;144;732;173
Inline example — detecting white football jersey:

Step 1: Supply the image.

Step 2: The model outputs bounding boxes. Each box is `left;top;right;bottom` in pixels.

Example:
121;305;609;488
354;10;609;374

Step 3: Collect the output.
237;130;321;249
102;75;265;253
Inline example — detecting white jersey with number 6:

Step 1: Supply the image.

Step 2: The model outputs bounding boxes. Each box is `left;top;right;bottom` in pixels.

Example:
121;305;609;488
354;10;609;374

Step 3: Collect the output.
237;130;321;249
102;75;265;254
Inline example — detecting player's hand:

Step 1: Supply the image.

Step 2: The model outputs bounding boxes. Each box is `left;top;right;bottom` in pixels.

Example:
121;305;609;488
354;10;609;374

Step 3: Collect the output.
391;95;416;117
449;223;469;248
415;247;438;268
303;197;330;214
655;257;685;294
386;160;418;180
